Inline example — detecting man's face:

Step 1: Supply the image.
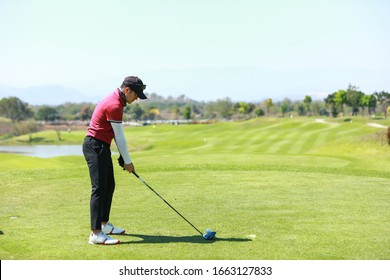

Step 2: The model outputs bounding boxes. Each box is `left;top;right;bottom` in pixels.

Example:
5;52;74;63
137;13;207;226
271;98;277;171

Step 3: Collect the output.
124;87;138;104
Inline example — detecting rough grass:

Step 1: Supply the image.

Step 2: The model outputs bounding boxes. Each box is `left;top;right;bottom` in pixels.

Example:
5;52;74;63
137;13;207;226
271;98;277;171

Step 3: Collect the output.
0;117;389;260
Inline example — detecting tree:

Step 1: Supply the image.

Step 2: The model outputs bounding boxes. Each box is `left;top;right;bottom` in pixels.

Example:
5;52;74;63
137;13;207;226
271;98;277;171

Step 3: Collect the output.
312;100;328;116
79;105;93;121
36;106;59;121
334;89;347;115
12;121;39;141
367;95;377;116
255;108;264;117
183;106;192;120
280;102;289;117
279;98;293;117
373;91;390;118
214;98;234;119
234;102;255;115
147;107;160;120
324;93;338;117
262;98;274;116
0;97;33;122
360;94;376;117
296;103;306;116
345;84;364;116
303;95;312;114
171;105;180;119
125;103;144;121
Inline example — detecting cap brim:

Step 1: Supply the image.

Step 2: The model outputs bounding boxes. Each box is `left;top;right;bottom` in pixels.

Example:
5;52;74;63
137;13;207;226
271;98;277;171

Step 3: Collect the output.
136;91;147;99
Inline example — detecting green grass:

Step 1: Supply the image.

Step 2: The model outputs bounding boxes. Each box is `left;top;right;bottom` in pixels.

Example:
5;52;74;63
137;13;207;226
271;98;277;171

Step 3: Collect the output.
0;117;389;259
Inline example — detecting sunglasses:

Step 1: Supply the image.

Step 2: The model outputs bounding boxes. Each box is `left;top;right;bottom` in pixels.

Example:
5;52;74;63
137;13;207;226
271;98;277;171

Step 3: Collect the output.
133;77;146;90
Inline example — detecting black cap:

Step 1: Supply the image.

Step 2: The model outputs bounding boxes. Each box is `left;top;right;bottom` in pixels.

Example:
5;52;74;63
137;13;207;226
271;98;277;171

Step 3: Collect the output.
122;76;147;99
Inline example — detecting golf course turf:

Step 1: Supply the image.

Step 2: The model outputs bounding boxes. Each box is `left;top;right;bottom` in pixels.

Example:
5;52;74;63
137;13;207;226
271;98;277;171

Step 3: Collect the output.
0;117;389;259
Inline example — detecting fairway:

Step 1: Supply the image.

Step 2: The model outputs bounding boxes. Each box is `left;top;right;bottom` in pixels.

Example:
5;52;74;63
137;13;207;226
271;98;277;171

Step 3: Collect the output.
0;118;390;259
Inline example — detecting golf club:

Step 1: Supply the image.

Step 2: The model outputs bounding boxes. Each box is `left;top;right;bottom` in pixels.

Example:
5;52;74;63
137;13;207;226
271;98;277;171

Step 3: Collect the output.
132;171;216;240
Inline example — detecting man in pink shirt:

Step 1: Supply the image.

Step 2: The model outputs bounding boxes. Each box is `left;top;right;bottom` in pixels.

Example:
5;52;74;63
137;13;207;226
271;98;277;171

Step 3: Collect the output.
82;76;147;245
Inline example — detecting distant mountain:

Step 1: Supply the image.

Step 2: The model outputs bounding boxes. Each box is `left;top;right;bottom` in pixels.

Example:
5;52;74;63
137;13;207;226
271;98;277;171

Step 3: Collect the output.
1;66;389;106
0;85;97;105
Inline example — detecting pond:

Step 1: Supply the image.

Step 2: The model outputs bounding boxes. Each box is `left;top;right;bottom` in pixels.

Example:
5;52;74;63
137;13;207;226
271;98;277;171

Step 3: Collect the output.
0;145;83;158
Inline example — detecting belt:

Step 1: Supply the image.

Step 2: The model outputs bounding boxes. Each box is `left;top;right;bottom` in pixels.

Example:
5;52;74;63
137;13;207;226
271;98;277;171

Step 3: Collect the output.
85;136;110;148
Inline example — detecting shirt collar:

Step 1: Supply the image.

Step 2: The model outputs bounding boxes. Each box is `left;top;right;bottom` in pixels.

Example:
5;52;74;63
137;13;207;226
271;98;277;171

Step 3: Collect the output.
116;88;127;107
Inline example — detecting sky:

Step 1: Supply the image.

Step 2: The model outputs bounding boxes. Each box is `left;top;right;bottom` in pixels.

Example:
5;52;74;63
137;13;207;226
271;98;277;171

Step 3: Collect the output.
0;0;389;104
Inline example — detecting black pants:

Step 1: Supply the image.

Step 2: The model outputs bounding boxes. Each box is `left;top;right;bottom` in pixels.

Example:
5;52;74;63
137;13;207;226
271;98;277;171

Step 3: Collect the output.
83;136;115;230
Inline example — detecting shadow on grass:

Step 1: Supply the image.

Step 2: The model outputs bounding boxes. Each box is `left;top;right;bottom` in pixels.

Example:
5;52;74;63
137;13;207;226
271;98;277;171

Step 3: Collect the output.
120;233;252;244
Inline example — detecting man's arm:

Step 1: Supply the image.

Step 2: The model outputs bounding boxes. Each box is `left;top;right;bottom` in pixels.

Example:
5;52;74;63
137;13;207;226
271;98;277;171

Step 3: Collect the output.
110;121;132;165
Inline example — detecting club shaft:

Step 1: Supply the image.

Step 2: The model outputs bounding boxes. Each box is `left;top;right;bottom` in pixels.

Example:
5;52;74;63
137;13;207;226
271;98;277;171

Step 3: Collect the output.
132;171;203;236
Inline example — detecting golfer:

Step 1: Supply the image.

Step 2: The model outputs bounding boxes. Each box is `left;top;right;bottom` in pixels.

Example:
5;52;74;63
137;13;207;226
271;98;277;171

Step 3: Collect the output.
82;76;147;245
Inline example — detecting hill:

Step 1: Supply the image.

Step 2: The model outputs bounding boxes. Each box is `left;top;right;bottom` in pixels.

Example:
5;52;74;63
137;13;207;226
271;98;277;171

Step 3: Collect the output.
0;85;99;105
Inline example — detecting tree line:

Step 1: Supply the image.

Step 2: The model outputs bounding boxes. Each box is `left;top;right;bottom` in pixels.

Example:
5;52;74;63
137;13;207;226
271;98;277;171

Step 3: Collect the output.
1;84;390;125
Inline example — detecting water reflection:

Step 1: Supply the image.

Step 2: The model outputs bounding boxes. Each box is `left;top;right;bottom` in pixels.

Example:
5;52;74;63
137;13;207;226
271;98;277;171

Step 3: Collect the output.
0;145;82;158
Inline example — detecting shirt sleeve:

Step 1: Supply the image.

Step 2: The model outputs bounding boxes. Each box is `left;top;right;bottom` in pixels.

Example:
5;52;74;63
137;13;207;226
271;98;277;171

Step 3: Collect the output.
110;122;132;164
106;104;123;123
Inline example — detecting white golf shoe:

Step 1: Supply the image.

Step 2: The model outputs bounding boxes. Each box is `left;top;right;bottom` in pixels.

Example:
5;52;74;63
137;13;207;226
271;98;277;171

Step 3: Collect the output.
102;221;125;235
88;231;120;245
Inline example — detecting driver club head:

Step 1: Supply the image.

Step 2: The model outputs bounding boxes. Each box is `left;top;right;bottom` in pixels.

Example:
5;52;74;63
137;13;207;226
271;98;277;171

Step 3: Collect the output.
202;228;217;240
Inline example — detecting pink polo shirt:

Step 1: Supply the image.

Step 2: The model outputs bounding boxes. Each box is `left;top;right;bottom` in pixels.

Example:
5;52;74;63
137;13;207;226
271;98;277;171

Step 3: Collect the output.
87;88;125;145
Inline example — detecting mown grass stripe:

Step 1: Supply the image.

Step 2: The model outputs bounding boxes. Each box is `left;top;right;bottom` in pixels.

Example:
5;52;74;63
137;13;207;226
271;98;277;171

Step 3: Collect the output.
1;117;390;260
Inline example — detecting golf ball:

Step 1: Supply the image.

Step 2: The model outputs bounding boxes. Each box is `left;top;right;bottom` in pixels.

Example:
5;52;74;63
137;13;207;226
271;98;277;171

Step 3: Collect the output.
206;228;211;233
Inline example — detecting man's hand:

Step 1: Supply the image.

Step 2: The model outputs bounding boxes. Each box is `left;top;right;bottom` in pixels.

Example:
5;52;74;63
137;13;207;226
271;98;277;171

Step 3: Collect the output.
118;155;135;173
123;162;135;173
118;155;125;168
